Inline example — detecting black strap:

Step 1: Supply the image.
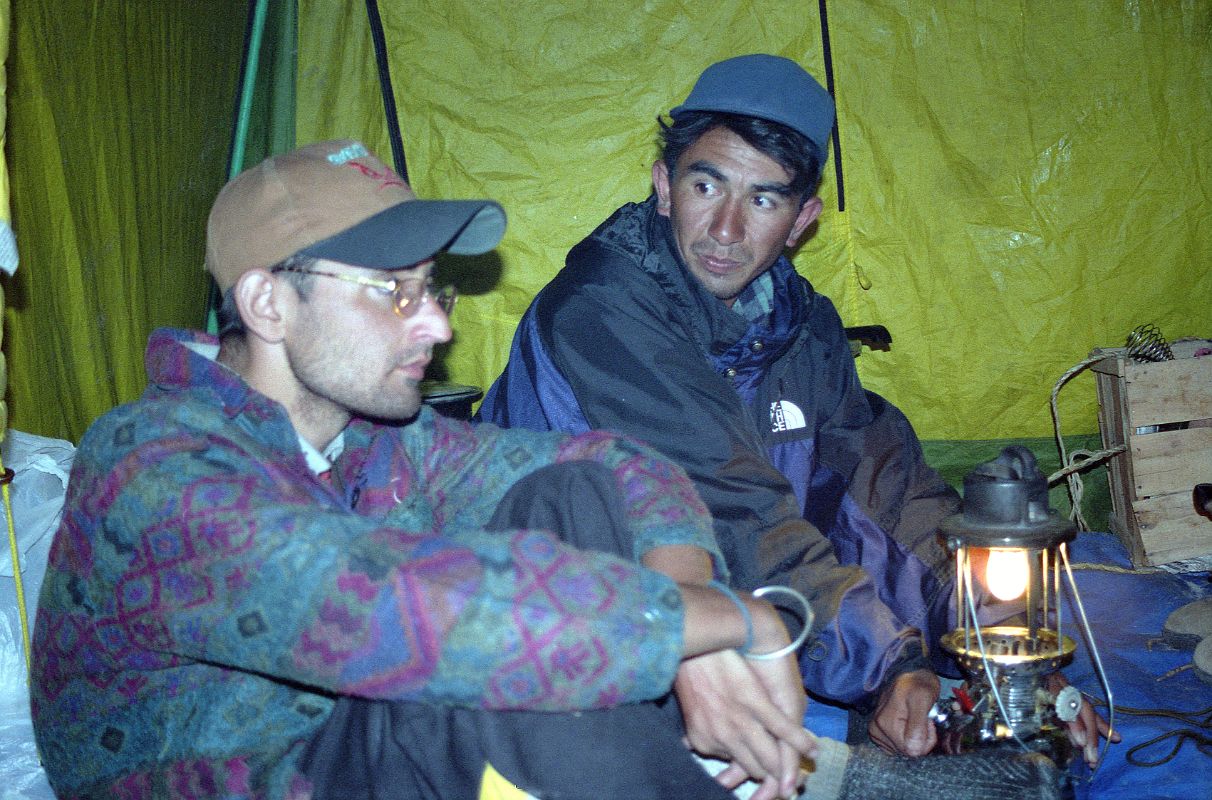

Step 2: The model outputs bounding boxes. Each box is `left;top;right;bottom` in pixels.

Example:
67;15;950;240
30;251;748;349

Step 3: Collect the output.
365;0;409;181
818;0;845;210
1119;703;1212;767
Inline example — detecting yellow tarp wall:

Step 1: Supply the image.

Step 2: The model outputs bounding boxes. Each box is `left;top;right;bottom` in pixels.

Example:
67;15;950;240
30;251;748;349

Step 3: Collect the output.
4;2;245;441
299;0;1211;441
4;1;1208;445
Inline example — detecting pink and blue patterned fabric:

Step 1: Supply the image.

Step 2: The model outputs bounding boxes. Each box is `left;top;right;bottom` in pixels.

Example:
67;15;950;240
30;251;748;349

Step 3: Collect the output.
30;328;722;799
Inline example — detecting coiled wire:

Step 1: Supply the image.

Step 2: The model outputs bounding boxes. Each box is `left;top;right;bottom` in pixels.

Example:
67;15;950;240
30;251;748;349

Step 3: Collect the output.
1125;324;1175;363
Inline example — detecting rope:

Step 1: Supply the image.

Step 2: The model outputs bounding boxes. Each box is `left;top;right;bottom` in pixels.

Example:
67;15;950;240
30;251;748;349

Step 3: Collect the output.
1;461;31;676
1048;353;1127;530
1086;698;1212;767
1065;561;1167;574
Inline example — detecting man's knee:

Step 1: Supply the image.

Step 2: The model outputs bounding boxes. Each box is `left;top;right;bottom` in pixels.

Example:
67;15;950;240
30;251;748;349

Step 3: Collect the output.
487;461;634;557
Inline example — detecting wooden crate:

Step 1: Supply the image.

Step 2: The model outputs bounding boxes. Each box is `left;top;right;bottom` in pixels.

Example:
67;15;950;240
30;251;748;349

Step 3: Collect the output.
1090;347;1212;567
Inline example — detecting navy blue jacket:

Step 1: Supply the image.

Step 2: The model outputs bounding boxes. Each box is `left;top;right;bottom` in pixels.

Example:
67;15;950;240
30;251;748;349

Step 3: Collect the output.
480;196;962;704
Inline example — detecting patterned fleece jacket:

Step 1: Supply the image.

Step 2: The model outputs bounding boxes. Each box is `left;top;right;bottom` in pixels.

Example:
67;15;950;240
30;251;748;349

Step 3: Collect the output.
30;327;723;800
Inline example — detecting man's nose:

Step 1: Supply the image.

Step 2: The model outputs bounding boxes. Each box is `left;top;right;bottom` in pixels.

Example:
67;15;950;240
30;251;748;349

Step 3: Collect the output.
709;200;744;245
409;298;453;344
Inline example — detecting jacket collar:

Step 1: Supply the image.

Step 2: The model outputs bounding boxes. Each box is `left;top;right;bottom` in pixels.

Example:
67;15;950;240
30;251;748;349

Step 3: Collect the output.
612;197;812;360
145;327;262;418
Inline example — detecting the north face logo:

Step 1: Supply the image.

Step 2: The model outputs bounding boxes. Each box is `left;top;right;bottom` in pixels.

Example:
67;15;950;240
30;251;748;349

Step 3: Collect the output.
771;400;806;432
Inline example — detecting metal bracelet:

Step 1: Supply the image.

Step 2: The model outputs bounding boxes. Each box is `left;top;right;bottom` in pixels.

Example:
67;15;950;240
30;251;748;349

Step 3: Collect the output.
744;585;814;661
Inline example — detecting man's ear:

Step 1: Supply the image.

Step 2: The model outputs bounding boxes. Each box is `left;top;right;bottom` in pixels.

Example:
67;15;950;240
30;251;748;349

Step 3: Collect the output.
786;196;823;248
234;269;289;344
652;160;672;217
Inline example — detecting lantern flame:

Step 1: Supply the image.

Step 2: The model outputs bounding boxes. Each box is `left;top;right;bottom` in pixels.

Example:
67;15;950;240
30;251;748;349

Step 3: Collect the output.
985;548;1029;601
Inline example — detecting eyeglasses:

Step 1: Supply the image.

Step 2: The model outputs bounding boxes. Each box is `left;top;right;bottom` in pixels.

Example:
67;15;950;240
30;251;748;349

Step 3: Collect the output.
272;265;457;318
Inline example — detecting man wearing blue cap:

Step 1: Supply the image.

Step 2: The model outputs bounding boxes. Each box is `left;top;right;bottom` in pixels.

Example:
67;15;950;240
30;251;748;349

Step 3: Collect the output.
480;53;1110;783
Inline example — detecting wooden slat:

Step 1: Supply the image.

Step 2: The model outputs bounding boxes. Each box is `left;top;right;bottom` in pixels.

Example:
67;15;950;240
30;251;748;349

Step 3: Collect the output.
1129;426;1212;498
1089;348;1126;378
1108;514;1147;568
1123;357;1212;428
1095;367;1133;516
1133;491;1212;565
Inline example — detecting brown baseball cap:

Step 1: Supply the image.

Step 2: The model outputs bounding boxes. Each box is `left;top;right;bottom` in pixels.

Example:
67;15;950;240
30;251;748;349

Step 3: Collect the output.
205;139;506;290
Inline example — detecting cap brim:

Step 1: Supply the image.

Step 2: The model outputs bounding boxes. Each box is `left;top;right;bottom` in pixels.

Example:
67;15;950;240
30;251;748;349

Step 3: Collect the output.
299;199;506;269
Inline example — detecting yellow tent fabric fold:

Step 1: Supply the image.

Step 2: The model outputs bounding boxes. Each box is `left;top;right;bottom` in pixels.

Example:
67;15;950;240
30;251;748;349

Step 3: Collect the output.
4;2;245;441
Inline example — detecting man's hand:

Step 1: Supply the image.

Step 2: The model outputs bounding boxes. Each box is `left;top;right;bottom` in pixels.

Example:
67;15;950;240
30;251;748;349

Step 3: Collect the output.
867;668;940;757
642;546;817;798
1044;672;1120;767
675;650;817;800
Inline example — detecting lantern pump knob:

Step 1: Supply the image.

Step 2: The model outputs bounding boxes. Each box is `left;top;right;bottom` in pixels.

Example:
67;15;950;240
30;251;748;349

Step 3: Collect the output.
1053;685;1083;723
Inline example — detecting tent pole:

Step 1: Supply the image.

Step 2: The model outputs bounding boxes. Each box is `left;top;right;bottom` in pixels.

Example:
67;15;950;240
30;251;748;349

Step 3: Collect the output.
365;0;408;182
206;0;270;331
229;0;270;180
817;0;844;211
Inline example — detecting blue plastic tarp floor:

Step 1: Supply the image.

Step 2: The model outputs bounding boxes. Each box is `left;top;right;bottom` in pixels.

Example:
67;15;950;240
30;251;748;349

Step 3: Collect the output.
1063;533;1212;800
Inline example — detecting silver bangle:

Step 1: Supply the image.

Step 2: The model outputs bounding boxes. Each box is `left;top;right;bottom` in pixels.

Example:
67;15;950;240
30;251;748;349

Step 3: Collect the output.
744;585;814;661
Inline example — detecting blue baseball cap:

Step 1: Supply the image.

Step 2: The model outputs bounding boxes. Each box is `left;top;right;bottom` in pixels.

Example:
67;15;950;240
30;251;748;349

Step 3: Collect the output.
669;54;835;169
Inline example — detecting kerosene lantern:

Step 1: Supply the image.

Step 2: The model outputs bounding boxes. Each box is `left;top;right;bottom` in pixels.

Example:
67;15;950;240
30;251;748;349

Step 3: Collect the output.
933;446;1112;767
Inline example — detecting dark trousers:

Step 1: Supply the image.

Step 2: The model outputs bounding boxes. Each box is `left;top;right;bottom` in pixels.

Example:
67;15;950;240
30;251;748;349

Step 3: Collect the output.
300;462;733;800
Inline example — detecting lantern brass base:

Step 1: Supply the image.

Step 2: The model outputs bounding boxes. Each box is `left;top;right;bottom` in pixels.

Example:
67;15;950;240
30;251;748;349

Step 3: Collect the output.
941;626;1076;675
